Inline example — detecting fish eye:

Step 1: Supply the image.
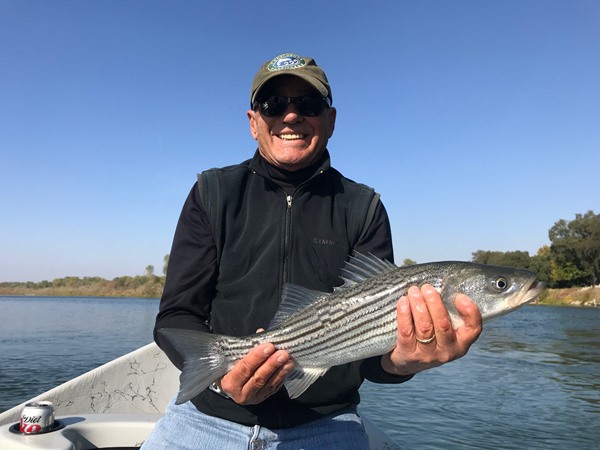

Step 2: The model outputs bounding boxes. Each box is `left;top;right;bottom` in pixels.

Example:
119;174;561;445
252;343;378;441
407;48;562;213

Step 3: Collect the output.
491;276;509;292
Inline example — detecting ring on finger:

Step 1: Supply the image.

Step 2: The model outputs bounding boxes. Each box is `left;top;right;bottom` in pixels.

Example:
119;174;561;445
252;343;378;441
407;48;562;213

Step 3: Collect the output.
416;334;436;344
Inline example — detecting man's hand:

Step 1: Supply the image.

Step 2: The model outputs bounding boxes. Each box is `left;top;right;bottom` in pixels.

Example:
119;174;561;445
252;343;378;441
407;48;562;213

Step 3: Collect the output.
381;284;482;376
219;343;294;405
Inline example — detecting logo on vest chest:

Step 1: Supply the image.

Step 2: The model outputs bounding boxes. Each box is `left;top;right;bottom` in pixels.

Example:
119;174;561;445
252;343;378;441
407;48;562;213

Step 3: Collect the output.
312;237;336;246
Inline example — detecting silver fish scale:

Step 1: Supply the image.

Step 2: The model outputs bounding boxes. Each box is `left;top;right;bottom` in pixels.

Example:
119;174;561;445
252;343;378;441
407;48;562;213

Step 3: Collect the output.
216;263;453;369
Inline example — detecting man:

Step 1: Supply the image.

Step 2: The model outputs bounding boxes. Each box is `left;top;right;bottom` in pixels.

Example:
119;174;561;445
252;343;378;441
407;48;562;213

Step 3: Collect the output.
142;53;482;449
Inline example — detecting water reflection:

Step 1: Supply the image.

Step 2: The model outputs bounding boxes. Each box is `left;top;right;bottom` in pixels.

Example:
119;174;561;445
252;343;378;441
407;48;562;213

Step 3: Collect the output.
0;296;157;413
360;305;600;449
1;298;599;449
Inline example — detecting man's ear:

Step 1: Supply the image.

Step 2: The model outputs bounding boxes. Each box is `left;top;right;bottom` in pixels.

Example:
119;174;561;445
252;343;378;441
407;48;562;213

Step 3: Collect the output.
327;107;337;138
247;110;258;140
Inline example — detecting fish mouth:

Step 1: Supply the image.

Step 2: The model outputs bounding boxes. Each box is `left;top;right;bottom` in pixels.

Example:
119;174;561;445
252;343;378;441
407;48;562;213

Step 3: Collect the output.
509;278;547;308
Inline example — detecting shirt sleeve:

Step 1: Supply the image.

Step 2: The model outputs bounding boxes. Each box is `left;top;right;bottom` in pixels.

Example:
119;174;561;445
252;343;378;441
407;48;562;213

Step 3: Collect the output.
153;183;219;370
354;199;415;384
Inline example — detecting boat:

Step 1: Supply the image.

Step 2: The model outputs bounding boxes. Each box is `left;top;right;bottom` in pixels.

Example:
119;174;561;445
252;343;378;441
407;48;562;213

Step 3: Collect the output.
0;342;401;449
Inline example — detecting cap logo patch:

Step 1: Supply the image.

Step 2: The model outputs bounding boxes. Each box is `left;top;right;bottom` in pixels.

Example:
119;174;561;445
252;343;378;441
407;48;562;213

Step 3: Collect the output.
268;53;306;71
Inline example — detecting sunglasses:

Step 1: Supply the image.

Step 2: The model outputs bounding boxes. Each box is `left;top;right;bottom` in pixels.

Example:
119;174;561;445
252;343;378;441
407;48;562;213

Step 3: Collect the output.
253;95;331;118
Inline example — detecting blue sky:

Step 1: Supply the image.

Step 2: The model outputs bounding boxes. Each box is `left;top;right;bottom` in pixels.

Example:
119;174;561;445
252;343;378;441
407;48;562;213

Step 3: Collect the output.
1;1;598;282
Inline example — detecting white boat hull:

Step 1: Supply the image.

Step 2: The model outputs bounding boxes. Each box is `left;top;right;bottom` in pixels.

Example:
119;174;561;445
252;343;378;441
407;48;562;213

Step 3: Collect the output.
0;343;400;449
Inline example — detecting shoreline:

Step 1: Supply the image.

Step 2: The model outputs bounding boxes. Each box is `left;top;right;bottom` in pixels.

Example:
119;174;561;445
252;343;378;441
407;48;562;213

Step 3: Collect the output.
1;287;599;308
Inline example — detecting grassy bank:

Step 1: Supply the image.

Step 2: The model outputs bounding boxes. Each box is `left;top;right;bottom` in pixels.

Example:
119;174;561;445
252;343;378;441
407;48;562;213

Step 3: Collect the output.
535;286;600;308
0;276;164;299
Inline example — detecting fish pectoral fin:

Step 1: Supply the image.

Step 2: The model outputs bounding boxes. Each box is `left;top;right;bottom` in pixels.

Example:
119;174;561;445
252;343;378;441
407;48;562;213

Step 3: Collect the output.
283;367;329;399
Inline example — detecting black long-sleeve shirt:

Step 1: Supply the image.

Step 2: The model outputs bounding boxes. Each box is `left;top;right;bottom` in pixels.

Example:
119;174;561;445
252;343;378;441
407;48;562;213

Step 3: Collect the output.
154;151;412;428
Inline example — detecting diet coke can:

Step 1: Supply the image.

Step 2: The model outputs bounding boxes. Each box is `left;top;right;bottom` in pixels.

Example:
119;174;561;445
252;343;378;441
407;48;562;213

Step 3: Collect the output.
19;401;55;434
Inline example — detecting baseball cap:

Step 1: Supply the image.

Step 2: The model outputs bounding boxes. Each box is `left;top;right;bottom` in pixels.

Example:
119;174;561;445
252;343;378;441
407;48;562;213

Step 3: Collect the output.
250;52;332;106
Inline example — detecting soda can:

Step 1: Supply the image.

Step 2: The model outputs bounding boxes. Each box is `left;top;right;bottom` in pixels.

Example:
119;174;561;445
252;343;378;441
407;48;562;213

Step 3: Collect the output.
19;401;55;434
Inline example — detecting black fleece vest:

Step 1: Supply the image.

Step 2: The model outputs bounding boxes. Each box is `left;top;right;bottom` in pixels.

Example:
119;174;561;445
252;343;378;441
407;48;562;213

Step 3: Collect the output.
197;156;379;337
193;155;380;428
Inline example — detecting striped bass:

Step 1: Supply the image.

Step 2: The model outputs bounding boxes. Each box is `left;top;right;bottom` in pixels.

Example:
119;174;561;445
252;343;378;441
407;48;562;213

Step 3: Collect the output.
160;253;546;404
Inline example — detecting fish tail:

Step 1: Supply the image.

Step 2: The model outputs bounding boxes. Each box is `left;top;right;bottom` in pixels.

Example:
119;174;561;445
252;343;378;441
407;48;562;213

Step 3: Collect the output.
158;328;231;404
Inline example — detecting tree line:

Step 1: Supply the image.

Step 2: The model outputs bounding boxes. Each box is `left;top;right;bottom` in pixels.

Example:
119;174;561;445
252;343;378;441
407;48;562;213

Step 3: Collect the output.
0;255;170;298
0;274;165;298
471;210;599;288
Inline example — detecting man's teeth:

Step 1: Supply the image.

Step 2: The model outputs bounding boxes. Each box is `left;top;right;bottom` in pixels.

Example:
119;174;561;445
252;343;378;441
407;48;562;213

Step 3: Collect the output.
278;133;305;140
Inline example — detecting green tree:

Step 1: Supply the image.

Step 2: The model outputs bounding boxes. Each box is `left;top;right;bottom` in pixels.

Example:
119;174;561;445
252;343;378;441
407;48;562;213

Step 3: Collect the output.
549;210;600;286
530;246;552;286
163;254;170;276
402;258;417;266
471;250;532;269
145;265;155;277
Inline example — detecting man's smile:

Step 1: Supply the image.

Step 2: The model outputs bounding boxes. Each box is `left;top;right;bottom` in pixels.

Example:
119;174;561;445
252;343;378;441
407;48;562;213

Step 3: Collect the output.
275;133;307;140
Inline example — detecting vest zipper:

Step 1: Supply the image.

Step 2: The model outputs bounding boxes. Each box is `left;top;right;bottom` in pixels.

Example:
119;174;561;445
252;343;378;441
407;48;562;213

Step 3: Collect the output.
283;194;293;283
278;170;327;285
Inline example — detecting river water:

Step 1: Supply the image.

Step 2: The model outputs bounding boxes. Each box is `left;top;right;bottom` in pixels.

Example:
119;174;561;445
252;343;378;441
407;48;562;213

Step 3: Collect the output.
0;296;598;449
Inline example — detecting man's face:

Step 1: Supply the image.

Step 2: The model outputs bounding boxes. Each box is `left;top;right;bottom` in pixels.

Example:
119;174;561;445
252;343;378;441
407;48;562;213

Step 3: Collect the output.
248;76;336;171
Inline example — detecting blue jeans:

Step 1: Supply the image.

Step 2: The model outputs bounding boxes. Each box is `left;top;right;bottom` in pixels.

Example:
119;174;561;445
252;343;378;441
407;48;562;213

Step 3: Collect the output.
141;396;370;450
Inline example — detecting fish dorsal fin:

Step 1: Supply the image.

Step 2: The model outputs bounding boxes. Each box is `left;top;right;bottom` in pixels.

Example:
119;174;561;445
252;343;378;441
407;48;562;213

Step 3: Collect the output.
336;252;397;291
268;284;326;330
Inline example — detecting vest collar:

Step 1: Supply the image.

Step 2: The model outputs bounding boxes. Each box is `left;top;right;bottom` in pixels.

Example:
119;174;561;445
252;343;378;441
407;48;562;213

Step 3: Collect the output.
248;150;331;189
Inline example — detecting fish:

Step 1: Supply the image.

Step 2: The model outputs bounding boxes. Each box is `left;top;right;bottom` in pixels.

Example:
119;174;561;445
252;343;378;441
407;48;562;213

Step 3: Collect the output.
159;252;546;404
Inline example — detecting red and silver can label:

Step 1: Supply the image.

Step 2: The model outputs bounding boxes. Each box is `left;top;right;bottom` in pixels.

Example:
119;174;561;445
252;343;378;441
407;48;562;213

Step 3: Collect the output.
19;401;55;434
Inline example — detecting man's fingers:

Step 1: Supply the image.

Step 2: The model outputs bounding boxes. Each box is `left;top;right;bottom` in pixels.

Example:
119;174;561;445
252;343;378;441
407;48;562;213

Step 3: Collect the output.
221;343;294;405
455;294;481;327
242;350;290;390
395;295;415;344
408;285;435;341
420;284;454;340
222;343;275;392
241;351;294;399
454;294;483;345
